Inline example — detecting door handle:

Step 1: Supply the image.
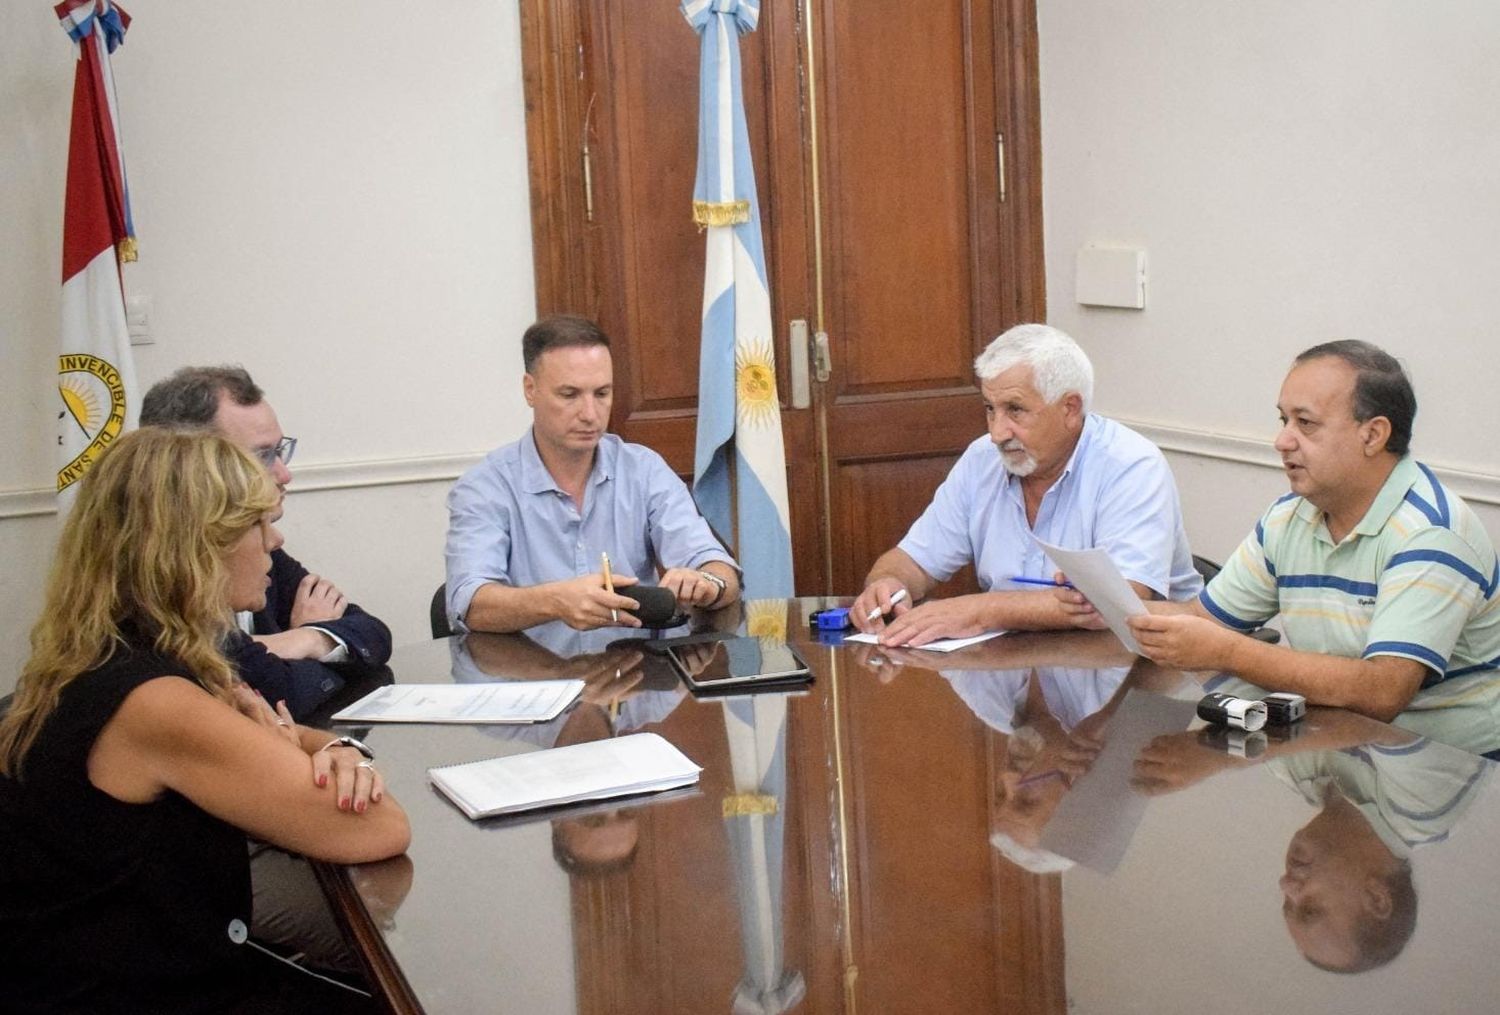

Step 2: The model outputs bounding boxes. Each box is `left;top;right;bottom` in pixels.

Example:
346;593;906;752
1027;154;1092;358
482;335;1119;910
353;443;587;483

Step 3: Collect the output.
813;330;832;383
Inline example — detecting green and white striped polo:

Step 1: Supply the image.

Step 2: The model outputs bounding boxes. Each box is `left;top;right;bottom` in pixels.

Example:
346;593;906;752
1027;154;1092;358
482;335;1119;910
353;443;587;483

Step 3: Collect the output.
1203;456;1500;750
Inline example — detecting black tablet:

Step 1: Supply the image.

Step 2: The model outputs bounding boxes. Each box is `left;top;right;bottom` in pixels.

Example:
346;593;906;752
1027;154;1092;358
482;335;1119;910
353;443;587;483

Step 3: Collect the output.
667;635;812;694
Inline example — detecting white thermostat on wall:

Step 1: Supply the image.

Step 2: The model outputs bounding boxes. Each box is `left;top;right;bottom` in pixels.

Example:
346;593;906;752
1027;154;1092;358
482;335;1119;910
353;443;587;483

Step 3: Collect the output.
1076;245;1146;310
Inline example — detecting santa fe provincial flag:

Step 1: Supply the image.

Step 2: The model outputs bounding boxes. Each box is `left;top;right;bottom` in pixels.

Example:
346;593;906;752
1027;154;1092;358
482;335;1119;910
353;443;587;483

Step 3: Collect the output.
683;0;795;598
55;0;139;507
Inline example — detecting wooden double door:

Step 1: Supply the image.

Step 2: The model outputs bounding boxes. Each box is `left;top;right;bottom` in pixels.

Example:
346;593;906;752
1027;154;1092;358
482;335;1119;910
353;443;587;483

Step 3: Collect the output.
521;0;1044;595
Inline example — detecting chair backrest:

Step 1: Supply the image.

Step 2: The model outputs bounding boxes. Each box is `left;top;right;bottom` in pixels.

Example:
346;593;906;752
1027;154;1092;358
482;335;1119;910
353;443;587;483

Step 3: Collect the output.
1191;555;1222;584
1189;555;1281;643
430;583;452;640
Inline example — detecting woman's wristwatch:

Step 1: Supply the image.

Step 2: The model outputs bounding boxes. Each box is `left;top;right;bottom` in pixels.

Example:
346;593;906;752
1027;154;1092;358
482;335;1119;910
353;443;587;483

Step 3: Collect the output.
698;570;728;606
317;734;374;760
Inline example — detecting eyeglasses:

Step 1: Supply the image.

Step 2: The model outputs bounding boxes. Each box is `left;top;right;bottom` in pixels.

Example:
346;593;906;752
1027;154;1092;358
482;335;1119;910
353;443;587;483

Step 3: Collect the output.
254;436;297;470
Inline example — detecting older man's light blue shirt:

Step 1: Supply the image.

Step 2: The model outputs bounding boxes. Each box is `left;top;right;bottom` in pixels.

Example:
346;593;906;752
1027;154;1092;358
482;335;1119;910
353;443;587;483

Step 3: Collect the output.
898;414;1202;600
445;430;736;631
943;665;1133;734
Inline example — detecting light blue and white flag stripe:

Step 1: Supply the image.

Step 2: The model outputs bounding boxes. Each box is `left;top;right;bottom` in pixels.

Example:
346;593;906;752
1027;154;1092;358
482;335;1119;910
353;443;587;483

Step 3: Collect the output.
684;0;794;599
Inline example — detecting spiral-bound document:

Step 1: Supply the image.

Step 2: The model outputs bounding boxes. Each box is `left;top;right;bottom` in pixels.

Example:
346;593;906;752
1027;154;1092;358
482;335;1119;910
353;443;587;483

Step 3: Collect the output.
428;732;702;820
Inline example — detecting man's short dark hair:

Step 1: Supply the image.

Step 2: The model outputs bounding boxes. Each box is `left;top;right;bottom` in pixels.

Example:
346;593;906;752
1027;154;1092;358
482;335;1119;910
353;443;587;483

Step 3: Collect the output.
550;816;639;876
522;315;610;374
1294;340;1416;456
139;366;263;429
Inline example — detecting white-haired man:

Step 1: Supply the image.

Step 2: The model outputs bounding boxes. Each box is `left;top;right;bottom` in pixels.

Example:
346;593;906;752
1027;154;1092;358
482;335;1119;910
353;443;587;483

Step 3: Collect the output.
851;323;1201;646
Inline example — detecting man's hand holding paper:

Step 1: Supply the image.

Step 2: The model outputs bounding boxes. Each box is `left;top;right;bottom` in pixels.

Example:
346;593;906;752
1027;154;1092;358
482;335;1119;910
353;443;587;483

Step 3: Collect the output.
1036;540;1151;654
1127;612;1246;671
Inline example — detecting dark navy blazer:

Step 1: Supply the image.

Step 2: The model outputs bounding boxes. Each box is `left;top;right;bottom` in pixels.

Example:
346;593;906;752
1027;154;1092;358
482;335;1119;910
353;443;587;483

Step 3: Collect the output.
227;548;392;721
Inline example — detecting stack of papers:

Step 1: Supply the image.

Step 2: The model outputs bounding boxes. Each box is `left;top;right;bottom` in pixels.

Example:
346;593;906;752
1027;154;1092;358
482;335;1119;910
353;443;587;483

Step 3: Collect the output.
331;681;584;725
429;733;702;820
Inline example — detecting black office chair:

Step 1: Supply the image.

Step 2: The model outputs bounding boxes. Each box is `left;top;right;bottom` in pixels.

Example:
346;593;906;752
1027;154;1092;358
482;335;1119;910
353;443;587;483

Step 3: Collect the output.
1191;554;1279;644
430;583;453;640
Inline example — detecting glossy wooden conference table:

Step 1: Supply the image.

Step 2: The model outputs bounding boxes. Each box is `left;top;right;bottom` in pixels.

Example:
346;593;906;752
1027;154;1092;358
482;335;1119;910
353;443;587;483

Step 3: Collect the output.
316;599;1500;1015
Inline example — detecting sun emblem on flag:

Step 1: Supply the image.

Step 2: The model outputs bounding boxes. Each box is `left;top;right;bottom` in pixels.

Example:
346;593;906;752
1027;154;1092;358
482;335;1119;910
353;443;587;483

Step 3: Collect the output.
745;598;788;646
735;338;780;429
59;376;102;432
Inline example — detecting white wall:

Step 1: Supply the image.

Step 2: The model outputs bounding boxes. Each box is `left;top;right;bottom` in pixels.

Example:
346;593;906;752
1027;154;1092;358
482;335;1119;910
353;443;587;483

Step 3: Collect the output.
1038;0;1500;562
0;1;538;694
9;1;1500;696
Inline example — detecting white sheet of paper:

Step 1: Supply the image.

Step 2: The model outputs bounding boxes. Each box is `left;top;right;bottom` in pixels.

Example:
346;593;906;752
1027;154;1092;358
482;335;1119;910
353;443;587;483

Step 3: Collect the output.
332;680;584;724
1035;540;1148;654
843;631;1003;653
1039;689;1197;872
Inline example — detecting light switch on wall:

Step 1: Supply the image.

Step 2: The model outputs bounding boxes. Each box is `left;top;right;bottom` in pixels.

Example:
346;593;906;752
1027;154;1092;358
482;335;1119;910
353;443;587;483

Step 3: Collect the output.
126;295;154;345
1076;246;1146;309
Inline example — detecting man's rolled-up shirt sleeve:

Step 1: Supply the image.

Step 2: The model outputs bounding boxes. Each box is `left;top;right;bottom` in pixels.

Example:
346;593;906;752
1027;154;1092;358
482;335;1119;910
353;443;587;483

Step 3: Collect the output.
1090;455;1183;598
898;451;980;584
445;469;515;634
1364;531;1485;682
644;453;740;576
1198;513;1281;631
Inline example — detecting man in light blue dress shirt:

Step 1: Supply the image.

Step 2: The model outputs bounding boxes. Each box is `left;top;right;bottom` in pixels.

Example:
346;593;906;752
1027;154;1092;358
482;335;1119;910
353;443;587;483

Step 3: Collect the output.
446;316;742;634
851;323;1200;647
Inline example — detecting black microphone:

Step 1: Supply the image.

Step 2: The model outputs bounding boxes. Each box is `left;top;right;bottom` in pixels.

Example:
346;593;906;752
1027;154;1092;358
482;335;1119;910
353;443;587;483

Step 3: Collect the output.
620;585;679;627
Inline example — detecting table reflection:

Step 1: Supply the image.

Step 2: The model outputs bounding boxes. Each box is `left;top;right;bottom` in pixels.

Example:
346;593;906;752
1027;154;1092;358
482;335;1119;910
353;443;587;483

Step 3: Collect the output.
325;603;1500;1014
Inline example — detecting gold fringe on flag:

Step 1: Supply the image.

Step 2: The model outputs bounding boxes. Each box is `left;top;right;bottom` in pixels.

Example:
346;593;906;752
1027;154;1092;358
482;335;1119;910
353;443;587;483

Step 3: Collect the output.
117;236;138;263
722;792;779;817
693;199;750;228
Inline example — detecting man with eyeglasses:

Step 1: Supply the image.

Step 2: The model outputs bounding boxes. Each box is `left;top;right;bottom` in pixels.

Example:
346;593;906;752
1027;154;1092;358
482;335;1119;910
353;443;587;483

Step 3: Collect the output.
140;366;392;719
140;365;392;980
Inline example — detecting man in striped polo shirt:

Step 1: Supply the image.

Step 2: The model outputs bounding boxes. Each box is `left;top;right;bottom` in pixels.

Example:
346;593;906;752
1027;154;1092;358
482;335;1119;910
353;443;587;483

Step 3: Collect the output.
1072;341;1500;753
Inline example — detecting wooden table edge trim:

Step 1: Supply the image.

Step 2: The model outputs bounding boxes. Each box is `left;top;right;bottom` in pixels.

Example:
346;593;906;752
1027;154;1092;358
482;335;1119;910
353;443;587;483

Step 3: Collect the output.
311;858;425;1015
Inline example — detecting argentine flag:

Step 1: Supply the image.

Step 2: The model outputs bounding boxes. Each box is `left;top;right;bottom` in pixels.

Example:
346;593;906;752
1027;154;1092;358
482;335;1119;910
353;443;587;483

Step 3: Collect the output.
684;0;795;598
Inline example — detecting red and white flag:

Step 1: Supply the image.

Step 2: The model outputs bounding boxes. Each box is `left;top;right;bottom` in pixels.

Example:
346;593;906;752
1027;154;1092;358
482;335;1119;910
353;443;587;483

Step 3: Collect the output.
55;0;139;507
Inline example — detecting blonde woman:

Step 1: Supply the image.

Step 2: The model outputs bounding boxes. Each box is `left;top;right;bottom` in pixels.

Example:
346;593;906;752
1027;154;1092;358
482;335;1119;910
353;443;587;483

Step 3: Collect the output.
0;429;408;1013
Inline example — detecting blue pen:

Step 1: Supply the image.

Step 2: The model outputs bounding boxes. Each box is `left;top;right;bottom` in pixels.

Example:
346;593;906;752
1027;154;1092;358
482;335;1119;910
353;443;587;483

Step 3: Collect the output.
1009;576;1075;589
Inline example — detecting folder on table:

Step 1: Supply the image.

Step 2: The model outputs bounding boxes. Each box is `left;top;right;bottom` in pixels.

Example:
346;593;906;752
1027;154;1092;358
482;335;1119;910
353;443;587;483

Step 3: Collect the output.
332;681;583;725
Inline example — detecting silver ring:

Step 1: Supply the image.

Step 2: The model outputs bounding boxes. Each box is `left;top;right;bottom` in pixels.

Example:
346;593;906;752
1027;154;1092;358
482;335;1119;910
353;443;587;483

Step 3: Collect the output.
610;608;619;624
356;760;376;770
275;720;289;727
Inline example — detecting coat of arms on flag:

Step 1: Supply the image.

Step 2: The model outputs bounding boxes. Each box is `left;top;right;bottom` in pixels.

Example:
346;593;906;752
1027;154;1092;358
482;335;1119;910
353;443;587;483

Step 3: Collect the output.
57;354;131;492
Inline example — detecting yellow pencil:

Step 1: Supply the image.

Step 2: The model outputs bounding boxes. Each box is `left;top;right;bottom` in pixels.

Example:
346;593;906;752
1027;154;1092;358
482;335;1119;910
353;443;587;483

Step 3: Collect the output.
600;552;618;624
